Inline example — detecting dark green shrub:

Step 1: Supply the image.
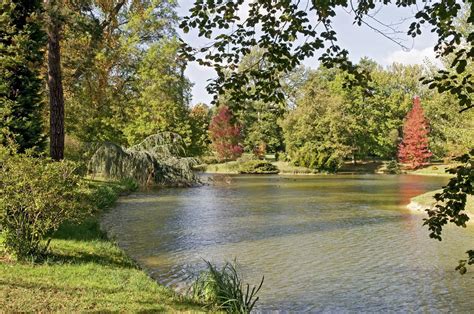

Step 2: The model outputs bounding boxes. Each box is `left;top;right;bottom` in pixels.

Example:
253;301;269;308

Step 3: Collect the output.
192;260;264;313
291;143;344;172
238;160;279;174
0;153;89;260
385;160;401;174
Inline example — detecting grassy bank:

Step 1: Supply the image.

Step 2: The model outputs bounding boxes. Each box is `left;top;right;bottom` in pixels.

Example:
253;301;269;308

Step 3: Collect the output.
410;189;474;216
201;159;458;176
202;160;320;175
0;180;201;312
202;160;390;175
407;163;457;177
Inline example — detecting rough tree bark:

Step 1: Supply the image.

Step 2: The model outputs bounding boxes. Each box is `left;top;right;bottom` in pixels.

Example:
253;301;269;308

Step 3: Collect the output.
45;0;64;160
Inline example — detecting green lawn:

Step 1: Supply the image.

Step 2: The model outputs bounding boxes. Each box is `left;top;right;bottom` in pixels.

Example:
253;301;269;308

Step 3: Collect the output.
0;181;202;312
271;161;317;174
407;163;457;177
202;161;241;174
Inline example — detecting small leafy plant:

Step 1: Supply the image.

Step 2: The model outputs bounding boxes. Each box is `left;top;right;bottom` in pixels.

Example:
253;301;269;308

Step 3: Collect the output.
384;160;401;174
192;260;264;313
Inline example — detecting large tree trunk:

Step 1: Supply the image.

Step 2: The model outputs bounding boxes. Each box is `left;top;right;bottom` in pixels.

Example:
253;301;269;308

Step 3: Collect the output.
45;0;64;160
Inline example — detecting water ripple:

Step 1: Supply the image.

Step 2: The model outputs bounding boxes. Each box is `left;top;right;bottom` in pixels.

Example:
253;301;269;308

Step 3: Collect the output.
101;174;474;312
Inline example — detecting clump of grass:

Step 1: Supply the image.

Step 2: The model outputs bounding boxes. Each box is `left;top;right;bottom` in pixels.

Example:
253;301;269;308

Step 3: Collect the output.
191;260;264;313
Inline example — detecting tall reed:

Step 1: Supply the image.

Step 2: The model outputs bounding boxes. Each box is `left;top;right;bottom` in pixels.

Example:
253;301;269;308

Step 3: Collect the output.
192;260;264;313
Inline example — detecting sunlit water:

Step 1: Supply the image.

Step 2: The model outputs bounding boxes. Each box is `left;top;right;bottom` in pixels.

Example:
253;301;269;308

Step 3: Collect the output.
101;174;474;312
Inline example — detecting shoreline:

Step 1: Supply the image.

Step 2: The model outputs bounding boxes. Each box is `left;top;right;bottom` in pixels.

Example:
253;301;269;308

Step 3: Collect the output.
200;161;457;177
407;189;474;224
0;181;202;312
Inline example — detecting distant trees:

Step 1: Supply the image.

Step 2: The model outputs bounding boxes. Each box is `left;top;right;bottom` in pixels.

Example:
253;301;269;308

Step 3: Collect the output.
281;62;421;172
122;39;193;147
189;103;211;156
220;48;286;156
0;1;46;152
281;67;351;172
398;97;432;169
209;106;243;161
54;1;185;148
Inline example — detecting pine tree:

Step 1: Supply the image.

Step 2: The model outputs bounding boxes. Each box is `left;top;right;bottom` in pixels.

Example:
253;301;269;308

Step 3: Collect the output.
208;106;243;161
0;1;46;152
398;96;432;169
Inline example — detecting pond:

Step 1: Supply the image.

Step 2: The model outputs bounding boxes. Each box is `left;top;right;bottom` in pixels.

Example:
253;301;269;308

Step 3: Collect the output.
101;174;474;312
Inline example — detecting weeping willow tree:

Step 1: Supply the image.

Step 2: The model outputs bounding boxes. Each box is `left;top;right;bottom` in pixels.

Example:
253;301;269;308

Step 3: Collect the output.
88;132;198;186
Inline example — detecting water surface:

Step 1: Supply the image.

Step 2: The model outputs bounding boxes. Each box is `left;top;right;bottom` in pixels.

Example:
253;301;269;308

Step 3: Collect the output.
102;174;474;312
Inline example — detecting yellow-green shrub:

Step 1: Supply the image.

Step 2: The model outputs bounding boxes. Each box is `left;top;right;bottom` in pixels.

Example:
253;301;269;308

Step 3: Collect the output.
0;153;89;260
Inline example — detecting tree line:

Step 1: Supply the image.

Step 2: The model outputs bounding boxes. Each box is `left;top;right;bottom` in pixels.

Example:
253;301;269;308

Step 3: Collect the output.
1;1;472;173
209;54;473;171
1;0;199;156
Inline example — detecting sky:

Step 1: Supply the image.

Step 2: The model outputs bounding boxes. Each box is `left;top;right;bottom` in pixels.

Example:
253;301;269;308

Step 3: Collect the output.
176;1;440;105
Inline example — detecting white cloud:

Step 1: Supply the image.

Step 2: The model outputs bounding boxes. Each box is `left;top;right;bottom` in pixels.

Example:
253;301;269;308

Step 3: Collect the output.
383;47;443;67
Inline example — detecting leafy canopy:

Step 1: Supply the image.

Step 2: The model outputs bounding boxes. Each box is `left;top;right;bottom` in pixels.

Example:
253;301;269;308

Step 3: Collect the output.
181;0;473;111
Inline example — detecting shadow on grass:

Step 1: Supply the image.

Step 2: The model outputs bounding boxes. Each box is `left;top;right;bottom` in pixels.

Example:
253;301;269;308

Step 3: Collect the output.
46;249;136;268
47;218;135;268
52;218;106;241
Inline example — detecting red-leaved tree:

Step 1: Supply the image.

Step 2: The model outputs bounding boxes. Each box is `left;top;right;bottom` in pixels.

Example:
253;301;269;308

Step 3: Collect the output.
208;105;243;161
398;96;432;169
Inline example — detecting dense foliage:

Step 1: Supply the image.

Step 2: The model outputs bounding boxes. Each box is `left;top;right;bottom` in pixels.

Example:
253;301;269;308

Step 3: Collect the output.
398;97;433;169
0;1;46;152
181;1;473;113
424;149;474;274
60;1;193;147
0;152;88;260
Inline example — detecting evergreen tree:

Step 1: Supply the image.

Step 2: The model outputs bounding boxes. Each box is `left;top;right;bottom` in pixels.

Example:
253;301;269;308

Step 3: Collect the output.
398;96;433;169
208;106;243;161
0;1;46;151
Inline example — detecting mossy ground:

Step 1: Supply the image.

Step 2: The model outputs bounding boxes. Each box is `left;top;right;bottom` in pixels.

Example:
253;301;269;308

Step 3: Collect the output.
0;180;202;312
